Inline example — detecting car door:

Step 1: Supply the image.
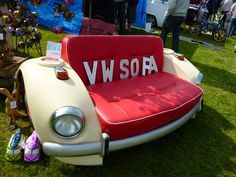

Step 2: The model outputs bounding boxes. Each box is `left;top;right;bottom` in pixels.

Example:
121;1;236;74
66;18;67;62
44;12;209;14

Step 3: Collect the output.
146;0;168;27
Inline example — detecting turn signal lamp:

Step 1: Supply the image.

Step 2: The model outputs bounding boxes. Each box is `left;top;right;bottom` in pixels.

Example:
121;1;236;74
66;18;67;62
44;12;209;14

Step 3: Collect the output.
54;67;69;80
176;53;185;61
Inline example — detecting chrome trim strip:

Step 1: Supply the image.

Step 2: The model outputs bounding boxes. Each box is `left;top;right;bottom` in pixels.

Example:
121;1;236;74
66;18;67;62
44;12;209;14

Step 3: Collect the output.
42;100;201;157
109;101;201;151
101;133;110;157
51;106;85;138
43;142;102;157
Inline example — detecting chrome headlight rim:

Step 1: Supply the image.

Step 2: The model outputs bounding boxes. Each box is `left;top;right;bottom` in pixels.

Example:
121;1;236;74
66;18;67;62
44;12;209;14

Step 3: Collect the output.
51;106;85;138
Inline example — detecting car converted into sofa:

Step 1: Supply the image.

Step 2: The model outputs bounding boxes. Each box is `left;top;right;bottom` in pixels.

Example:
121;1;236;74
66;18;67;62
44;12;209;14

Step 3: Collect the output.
14;35;203;165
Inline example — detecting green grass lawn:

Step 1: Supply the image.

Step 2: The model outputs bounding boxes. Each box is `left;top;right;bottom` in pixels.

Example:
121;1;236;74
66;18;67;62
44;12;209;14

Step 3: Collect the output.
0;26;236;177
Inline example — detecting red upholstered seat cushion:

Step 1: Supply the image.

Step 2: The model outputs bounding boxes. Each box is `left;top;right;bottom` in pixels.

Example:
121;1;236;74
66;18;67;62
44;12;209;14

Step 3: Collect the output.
87;72;203;140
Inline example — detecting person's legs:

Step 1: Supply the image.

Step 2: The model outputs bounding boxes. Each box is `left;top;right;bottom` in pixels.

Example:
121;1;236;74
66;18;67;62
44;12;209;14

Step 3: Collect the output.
227;18;232;36
228;18;236;37
172;26;181;53
117;1;126;35
113;2;118;24
206;8;213;20
160;16;174;47
172;16;185;53
232;18;236;36
221;11;227;27
127;4;137;32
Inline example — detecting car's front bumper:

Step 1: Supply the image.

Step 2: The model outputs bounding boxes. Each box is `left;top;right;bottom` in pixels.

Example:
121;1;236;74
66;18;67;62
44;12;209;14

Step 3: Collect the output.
42;99;202;157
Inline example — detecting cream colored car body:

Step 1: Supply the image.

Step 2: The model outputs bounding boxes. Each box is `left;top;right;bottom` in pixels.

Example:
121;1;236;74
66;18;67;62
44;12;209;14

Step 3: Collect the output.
16;58;103;165
163;48;203;84
15;48;202;165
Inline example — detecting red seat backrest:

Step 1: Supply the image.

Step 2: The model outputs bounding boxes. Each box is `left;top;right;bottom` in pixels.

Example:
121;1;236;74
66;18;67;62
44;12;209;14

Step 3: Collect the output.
61;35;163;85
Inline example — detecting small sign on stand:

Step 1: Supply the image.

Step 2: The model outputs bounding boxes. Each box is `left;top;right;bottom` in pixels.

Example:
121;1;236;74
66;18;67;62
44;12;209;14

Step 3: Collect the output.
38;41;64;67
46;41;62;60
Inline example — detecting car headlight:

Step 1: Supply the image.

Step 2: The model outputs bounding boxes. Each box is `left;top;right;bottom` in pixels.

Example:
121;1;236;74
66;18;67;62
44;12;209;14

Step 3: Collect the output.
52;107;85;138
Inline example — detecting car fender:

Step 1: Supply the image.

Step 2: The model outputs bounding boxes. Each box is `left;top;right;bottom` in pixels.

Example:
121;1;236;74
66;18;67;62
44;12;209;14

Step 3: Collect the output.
162;48;203;84
15;58;102;144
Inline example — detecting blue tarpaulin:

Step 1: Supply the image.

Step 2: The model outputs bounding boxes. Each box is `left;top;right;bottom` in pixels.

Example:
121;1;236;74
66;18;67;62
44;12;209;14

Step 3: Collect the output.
27;0;146;34
134;0;146;28
27;0;83;34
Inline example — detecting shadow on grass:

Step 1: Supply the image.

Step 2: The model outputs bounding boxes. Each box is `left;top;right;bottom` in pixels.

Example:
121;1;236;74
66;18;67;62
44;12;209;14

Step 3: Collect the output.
140;27;227;60
180;39;199;59
54;105;235;177
2;99;234;177
195;62;236;94
177;31;227;59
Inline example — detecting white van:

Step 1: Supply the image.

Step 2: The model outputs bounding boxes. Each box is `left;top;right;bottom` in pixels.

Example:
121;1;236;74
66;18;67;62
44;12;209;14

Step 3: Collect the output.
146;0;168;27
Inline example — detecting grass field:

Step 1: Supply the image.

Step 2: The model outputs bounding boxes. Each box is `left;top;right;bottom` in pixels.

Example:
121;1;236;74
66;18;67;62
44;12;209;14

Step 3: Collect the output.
0;26;236;177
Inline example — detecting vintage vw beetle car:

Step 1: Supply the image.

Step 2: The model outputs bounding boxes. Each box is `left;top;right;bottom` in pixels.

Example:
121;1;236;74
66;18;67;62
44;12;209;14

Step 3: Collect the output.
14;35;203;165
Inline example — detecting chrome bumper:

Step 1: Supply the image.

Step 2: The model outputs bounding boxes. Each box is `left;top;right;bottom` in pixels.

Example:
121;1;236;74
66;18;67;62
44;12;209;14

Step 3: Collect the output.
43;100;202;157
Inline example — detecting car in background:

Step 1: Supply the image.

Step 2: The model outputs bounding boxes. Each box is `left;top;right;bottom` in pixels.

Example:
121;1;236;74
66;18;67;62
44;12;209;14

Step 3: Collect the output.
146;0;168;27
146;0;200;28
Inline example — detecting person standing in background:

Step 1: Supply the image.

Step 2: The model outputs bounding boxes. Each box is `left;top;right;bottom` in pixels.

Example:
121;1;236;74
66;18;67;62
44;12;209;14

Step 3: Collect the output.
160;0;190;53
126;0;139;33
220;0;233;27
113;0;126;35
227;1;236;37
206;0;221;20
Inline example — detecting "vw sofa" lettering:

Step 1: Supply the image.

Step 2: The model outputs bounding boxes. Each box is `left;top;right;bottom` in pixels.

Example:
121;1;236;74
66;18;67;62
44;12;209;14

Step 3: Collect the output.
83;55;158;84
